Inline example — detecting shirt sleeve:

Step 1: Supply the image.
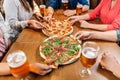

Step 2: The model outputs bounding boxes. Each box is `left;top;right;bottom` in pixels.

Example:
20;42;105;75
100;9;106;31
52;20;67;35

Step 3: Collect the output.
88;0;104;20
48;0;57;9
33;1;40;14
3;0;28;29
79;0;89;5
107;14;120;30
116;30;120;42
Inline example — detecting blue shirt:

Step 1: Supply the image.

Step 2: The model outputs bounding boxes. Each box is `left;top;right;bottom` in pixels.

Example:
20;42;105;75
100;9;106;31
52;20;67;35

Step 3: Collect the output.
116;30;120;42
49;0;89;9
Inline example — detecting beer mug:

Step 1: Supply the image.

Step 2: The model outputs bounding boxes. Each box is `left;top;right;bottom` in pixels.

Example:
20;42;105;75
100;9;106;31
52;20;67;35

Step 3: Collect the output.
7;50;29;79
40;5;46;17
62;0;69;10
76;4;83;15
80;41;99;77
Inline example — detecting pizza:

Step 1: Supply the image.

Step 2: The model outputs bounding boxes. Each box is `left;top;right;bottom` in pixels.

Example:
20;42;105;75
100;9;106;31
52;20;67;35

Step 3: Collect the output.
39;35;81;68
42;18;73;36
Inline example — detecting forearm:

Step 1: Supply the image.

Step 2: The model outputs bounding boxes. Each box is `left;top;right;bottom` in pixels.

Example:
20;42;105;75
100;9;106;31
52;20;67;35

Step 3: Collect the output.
79;13;90;20
88;24;108;31
111;64;120;79
91;30;117;42
47;7;54;17
82;5;89;12
0;63;10;75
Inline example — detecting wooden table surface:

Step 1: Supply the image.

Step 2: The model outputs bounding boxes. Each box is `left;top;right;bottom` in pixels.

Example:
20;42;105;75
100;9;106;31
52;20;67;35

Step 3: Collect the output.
0;10;120;80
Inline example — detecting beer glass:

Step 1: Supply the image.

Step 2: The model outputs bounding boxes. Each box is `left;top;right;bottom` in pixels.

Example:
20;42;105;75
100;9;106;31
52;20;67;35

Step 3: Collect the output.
76;4;83;15
62;0;69;10
80;41;99;77
7;50;29;79
40;5;46;17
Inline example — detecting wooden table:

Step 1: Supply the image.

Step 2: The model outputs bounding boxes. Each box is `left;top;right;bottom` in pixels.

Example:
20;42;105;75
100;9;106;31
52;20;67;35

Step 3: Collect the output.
0;10;120;80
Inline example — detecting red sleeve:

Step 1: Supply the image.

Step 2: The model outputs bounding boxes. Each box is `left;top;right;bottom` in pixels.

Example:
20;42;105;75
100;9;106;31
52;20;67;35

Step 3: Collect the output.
107;14;120;30
88;0;105;20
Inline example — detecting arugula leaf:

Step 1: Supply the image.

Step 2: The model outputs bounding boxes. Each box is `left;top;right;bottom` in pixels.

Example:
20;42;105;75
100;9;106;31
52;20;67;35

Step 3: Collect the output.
54;38;60;46
43;48;52;54
69;44;79;51
62;40;69;48
43;41;53;46
50;54;56;59
66;51;74;56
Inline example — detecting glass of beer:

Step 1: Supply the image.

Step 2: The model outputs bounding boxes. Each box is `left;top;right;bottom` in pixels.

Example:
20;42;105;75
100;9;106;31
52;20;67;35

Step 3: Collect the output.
80;41;99;77
7;50;29;79
40;4;46;17
76;3;83;15
62;0;69;10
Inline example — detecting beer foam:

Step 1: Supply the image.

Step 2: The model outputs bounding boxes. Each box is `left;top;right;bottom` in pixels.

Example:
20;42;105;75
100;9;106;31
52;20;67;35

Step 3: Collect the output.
40;5;46;8
7;50;27;68
82;47;97;59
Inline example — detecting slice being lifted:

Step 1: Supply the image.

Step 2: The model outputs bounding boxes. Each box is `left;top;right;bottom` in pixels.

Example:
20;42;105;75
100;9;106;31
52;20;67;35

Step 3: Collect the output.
39;35;81;68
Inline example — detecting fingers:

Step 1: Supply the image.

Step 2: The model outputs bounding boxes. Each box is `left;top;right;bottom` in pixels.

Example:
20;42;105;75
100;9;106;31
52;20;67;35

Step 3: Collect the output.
67;16;76;21
75;31;83;39
40;68;52;76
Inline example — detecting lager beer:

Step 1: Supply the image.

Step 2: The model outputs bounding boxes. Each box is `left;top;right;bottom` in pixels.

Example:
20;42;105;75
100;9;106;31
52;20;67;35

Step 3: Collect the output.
40;5;46;17
7;50;29;78
80;41;99;77
76;4;83;15
81;47;97;68
62;0;69;10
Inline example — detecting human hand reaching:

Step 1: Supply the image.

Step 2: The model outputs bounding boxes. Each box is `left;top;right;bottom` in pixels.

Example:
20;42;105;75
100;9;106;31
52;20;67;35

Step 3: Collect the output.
75;31;92;40
100;52;119;72
63;10;76;17
30;63;53;75
28;20;45;29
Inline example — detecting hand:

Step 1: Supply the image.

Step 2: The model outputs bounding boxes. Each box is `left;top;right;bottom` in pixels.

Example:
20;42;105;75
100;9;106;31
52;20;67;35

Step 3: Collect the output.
67;16;80;24
100;52;119;72
80;20;91;28
75;31;92;40
45;15;52;21
63;10;76;17
28;20;44;29
30;63;53;75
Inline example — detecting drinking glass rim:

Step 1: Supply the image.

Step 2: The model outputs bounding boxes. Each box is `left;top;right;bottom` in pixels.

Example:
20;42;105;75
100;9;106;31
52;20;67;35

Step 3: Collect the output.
82;41;100;51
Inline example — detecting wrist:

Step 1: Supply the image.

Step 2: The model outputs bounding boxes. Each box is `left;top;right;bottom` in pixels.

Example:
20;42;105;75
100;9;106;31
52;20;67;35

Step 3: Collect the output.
47;12;53;17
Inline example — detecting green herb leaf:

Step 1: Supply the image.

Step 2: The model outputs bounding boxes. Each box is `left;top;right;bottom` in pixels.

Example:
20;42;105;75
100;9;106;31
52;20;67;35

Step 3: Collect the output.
66;51;74;56
54;38;60;46
43;41;53;46
69;44;79;51
43;48;52;54
62;40;69;48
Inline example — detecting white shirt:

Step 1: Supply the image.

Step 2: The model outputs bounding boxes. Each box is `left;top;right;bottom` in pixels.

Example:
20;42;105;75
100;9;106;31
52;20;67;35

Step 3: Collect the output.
3;0;39;35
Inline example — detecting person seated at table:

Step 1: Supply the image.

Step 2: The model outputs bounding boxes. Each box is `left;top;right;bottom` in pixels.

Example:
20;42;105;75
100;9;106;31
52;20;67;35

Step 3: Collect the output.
74;30;120;43
100;52;120;79
3;0;43;39
0;12;53;76
46;0;89;19
68;0;120;31
0;62;53;76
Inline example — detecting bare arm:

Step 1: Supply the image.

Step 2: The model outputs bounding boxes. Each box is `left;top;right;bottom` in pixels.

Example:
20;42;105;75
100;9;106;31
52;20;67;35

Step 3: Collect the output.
0;63;52;76
75;30;117;42
82;5;89;12
0;63;10;75
100;52;120;79
46;6;54;19
87;23;108;31
91;30;117;41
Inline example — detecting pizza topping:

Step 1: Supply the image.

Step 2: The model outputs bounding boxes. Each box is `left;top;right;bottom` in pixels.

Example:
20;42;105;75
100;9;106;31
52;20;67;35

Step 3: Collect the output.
40;36;81;68
42;19;73;36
